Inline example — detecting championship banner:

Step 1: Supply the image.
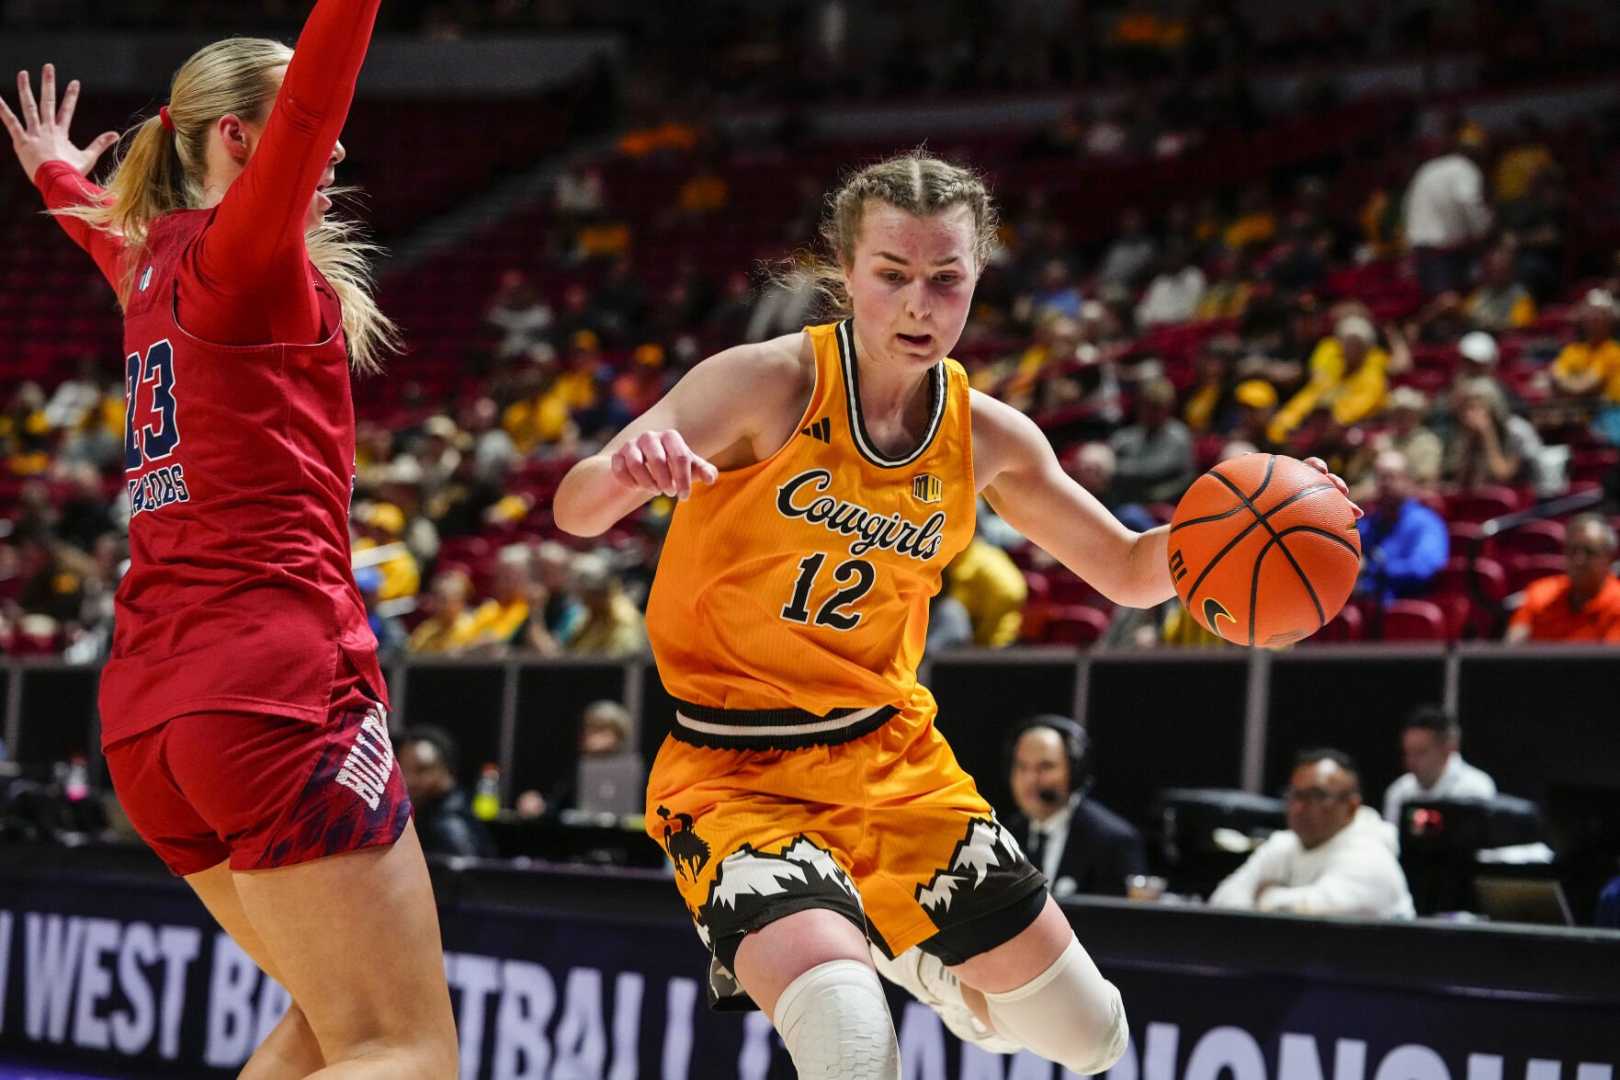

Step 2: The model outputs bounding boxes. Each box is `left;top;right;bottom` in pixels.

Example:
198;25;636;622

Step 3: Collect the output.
0;872;1615;1079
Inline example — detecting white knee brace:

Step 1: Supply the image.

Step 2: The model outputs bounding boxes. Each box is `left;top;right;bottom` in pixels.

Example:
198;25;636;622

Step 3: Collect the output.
773;959;901;1080
982;939;1129;1076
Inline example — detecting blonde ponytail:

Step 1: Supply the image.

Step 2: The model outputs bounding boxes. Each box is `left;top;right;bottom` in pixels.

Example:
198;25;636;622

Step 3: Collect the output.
51;36;396;373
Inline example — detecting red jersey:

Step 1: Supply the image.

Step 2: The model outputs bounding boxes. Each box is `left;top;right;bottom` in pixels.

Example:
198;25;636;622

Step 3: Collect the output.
37;0;386;745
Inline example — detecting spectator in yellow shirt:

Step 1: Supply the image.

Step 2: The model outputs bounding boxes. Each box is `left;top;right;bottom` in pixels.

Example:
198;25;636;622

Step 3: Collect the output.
352;501;421;602
1552;289;1620;404
1271;315;1405;443
470;546;534;652
568;554;648;657
408;569;485;654
947;535;1029;648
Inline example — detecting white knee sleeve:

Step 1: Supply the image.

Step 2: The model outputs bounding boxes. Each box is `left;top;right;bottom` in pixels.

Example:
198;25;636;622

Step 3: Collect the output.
773;959;901;1080
983;939;1129;1076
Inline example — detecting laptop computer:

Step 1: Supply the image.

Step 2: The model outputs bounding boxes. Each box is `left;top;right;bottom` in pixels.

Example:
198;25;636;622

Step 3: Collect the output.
576;754;645;817
1473;876;1574;927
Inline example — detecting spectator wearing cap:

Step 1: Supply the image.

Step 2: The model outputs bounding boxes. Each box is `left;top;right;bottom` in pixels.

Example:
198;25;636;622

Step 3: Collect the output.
1444;377;1547;491
1355;450;1448;603
1404;123;1492;296
1551;291;1620;441
352;501;421;602
1232;379;1287;454
407;568;484;654
568;554;647;657
1270;315;1396;443
1506;515;1620;644
1109;376;1196;504
1463;242;1536;332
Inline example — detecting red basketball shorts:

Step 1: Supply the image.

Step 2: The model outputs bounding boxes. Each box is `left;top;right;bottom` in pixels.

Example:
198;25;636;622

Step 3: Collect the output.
104;703;413;877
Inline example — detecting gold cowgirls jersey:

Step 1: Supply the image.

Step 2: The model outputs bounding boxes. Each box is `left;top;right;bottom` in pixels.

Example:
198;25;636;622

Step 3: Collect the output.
645;319;976;748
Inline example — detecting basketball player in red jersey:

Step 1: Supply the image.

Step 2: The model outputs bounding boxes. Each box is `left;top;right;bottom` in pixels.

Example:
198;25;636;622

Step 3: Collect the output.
4;6;457;1077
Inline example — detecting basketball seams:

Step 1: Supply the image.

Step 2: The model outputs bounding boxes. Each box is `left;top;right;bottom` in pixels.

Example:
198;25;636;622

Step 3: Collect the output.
1206;466;1336;610
1272;524;1360;558
1171;455;1276;534
1181;474;1336;606
1249;533;1327;643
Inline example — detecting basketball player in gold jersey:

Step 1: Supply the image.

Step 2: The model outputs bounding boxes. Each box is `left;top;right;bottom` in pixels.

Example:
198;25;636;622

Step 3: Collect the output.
556;151;1350;1078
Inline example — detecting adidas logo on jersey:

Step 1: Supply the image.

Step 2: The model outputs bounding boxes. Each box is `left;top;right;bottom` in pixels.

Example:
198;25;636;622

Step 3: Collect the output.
800;417;831;443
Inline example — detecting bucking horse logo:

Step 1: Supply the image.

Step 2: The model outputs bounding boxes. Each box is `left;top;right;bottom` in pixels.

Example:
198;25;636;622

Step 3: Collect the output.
657;805;711;881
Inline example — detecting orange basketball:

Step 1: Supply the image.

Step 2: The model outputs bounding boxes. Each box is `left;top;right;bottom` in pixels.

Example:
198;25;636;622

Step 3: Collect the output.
1168;453;1361;647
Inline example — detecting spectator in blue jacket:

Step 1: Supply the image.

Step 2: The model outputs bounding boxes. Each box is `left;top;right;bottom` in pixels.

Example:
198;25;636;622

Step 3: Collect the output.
1356;450;1449;602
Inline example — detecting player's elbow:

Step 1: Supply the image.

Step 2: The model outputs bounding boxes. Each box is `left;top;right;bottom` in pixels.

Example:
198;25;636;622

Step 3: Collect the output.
552;465;611;538
552;496;608;538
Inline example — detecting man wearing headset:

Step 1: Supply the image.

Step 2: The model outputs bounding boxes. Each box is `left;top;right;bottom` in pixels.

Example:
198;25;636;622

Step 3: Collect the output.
1003;715;1146;898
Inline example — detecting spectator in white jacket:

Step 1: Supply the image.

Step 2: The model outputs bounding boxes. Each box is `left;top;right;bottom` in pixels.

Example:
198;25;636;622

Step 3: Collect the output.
1211;749;1415;919
1383;706;1498;826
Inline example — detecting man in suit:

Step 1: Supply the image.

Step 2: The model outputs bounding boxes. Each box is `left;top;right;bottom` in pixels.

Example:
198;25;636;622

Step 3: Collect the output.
1003;715;1146;898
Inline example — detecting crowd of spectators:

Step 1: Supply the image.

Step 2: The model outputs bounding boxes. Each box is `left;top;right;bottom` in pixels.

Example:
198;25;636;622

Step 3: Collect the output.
8;112;1620;655
5;35;1620;660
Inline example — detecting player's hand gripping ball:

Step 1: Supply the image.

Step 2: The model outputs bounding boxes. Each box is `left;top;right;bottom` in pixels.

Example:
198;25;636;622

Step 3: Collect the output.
1168;454;1361;647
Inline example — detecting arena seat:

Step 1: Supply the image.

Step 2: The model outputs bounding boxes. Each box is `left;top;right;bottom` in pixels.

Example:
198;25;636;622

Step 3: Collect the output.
1041;605;1111;647
1380;599;1448;642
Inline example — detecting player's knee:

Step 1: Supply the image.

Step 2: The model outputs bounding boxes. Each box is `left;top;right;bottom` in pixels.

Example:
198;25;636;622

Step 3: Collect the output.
983;939;1129;1076
773;959;900;1080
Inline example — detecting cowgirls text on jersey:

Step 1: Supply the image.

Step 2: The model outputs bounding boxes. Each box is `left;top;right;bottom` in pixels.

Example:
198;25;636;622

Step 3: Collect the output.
775;468;946;561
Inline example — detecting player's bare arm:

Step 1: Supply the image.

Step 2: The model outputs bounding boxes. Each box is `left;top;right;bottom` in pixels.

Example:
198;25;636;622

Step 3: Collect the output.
554;332;815;536
971;389;1175;609
973;391;1358;610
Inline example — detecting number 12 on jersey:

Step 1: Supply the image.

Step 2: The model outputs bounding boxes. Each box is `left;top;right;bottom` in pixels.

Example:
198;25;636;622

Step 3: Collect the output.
781;553;876;631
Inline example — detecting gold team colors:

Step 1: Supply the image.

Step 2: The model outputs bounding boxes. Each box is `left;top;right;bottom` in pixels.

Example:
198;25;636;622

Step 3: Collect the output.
646;321;1044;1008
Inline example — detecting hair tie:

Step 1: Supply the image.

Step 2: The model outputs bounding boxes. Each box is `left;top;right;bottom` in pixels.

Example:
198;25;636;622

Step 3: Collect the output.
158;105;174;132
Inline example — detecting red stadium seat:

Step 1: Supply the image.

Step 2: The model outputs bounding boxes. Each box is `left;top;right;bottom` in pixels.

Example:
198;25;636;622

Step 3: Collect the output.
1504;555;1567;596
1445;486;1521;524
1446;521;1485;554
1046;571;1104;606
1569;447;1620;486
1380;600;1448;642
1434;556;1508;603
1307;604;1362;644
1042;605;1111;646
1023;571;1050;603
1491;519;1565;558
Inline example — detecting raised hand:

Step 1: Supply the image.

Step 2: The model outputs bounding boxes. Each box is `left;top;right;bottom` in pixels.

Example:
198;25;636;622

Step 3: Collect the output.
0;64;120;182
610;430;719;500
